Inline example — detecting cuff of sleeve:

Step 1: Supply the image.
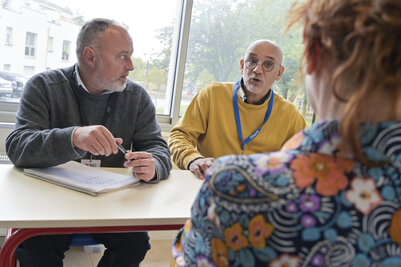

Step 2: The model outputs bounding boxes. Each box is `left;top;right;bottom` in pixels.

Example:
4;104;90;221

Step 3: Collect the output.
71;127;86;157
183;153;204;170
187;157;204;170
141;168;160;184
71;126;78;148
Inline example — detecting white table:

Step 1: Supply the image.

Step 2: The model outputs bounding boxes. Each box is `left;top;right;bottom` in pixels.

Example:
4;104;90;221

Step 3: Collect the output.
0;164;202;266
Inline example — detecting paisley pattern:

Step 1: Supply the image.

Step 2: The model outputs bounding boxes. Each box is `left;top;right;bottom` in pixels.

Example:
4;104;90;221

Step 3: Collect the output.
172;120;401;266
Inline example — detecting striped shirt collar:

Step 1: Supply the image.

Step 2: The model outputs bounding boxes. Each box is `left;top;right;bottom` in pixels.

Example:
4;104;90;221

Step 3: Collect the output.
74;65;113;95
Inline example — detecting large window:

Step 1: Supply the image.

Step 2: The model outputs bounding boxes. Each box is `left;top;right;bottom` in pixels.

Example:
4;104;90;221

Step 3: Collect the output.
0;0;312;131
180;0;307;119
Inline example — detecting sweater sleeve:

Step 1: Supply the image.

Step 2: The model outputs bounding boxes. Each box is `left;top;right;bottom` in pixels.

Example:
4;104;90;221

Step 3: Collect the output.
168;88;211;170
5;73;85;168
131;90;172;182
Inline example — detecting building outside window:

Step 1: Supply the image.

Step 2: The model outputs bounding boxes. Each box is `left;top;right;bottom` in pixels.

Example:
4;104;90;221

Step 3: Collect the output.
23;66;35;77
25;32;37;57
62;40;70;61
3;64;11;72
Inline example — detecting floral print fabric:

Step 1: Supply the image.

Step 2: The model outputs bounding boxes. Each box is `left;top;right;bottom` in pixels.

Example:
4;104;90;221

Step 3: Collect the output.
172;120;401;266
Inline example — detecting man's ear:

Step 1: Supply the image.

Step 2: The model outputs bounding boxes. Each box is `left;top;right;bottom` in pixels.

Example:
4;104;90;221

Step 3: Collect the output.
82;46;97;68
276;65;285;81
306;41;320;74
240;59;244;75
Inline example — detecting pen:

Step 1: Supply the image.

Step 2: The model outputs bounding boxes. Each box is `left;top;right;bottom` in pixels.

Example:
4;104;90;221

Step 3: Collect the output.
116;143;127;154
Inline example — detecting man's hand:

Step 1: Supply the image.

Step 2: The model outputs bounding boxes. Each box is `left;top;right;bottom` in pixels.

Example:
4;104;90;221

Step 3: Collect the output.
73;126;121;156
123;151;156;182
189;157;215;179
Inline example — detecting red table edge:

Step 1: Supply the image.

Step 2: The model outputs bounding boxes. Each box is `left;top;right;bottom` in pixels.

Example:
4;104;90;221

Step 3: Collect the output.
0;224;183;267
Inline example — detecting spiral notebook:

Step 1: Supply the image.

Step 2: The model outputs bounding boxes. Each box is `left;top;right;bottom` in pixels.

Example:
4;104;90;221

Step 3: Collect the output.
23;161;140;196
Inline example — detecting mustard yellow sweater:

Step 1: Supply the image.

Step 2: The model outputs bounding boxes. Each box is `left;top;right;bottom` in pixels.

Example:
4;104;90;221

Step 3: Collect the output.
169;82;306;169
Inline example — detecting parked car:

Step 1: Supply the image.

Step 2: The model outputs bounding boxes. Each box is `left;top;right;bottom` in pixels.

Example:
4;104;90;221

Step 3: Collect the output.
0;77;13;97
0;71;28;97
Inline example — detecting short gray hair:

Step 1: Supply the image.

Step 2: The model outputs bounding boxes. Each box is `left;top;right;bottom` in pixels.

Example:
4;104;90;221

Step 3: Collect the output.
76;18;127;63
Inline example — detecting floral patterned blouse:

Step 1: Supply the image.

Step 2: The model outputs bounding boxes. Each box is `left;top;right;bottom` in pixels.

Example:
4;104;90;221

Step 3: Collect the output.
172;120;401;267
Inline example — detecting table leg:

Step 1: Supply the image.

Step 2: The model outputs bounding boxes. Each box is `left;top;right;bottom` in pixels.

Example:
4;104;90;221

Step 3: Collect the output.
0;224;183;267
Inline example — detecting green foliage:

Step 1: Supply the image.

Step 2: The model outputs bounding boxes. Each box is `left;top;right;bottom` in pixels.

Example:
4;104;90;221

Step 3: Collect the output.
153;25;174;71
130;57;168;93
130;57;146;84
183;0;304;86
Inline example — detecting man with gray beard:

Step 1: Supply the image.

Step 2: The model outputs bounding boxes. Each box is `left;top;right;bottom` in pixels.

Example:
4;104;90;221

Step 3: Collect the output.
6;18;171;267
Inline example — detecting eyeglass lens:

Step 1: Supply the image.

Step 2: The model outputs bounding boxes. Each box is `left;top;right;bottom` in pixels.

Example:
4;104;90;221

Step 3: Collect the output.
245;59;275;72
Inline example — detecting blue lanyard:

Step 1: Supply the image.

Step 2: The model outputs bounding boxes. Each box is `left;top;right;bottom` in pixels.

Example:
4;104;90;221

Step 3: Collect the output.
232;80;274;153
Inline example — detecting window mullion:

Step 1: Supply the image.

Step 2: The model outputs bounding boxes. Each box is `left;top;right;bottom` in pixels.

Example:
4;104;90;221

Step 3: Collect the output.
161;0;193;132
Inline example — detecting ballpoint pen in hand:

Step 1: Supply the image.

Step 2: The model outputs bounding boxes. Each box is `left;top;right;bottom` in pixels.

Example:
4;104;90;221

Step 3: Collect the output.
117;142;135;161
116;142;128;154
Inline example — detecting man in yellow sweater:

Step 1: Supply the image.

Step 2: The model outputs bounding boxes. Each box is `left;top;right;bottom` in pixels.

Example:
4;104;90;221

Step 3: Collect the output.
169;40;306;178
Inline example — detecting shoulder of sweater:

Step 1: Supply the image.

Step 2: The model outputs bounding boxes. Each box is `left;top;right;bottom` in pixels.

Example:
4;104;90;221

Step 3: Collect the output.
273;91;298;110
272;92;305;124
204;81;235;90
123;79;148;96
29;65;74;86
199;81;235;96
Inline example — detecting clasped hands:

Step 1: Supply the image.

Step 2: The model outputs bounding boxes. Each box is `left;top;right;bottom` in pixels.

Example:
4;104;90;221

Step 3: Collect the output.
73;125;156;182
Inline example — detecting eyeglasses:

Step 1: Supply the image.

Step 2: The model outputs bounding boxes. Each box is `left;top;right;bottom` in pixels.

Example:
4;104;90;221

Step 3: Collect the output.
244;59;281;72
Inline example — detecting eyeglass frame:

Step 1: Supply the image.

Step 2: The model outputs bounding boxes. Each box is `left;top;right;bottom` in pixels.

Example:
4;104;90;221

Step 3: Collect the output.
244;58;281;72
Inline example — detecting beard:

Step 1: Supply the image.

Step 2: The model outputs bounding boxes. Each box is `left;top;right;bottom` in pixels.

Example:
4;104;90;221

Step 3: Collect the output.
93;64;128;92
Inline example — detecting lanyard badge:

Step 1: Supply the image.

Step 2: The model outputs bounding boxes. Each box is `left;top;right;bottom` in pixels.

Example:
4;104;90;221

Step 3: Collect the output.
232;80;275;153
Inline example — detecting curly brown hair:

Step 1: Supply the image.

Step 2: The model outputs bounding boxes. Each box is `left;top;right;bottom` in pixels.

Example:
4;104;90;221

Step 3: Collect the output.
286;0;401;163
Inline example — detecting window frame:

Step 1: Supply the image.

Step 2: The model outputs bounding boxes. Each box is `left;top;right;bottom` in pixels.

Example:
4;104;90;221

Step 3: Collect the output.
24;32;37;57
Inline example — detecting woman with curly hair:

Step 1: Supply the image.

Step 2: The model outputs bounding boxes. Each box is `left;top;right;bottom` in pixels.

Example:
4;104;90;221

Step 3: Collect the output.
173;0;401;266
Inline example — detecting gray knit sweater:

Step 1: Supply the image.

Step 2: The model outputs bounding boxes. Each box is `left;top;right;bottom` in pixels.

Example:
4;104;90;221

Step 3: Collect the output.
6;65;171;182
